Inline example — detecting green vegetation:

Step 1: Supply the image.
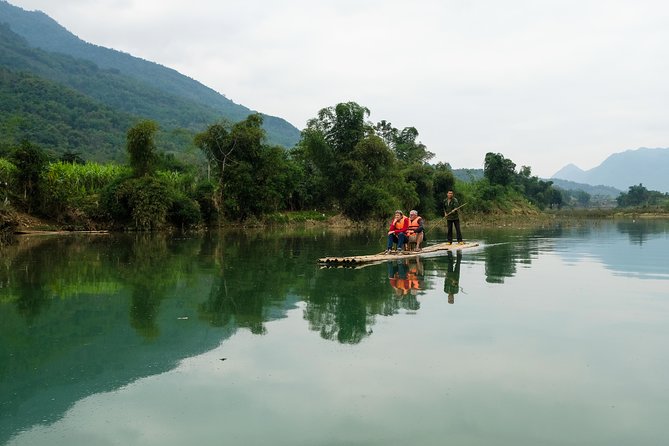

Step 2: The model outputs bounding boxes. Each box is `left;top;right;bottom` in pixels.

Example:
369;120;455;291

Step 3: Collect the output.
0;66;131;160
0;17;299;152
616;184;669;211
1;100;667;232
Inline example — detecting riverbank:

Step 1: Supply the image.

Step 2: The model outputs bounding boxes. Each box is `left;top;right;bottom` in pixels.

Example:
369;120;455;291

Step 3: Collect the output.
2;207;668;245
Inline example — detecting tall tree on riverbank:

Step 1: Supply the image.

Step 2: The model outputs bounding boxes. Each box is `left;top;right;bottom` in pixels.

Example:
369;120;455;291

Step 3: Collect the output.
127;120;159;177
11;141;48;212
299;102;424;218
196;114;295;219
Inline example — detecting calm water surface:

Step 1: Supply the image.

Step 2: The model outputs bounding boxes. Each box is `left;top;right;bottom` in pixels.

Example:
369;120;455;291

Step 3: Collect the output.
1;220;668;446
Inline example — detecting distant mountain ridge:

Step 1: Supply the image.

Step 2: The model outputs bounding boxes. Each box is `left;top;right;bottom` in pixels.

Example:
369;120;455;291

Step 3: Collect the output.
548;178;621;198
0;1;300;148
552;147;669;193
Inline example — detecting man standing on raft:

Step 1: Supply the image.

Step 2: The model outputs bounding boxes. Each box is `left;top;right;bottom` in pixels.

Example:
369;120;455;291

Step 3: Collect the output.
384;210;409;254
443;190;464;245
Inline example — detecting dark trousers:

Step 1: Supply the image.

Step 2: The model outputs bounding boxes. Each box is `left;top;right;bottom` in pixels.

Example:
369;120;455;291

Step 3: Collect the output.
387;233;406;250
447;219;462;243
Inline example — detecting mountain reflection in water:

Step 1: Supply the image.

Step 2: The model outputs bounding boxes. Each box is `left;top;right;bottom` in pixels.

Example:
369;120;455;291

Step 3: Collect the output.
1;220;667;445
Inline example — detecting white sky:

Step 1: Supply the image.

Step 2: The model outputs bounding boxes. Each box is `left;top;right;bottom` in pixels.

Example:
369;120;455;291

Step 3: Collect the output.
8;0;669;177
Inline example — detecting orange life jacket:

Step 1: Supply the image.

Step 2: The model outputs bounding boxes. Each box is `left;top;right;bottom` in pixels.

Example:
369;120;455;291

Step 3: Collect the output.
407;269;420;290
407;215;421;235
393;216;409;231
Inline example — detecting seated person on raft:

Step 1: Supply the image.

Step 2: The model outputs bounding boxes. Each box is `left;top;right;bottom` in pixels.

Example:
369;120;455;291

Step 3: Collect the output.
385;210;409;254
406;209;424;251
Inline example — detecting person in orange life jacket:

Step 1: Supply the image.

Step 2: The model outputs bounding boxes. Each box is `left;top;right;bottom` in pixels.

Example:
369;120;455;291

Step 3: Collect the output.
443;190;463;245
384;210;409;254
407;257;423;295
388;260;411;297
406;209;424;251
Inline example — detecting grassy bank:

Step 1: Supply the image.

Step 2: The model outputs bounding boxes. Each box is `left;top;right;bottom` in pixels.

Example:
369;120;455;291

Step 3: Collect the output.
3;206;668;241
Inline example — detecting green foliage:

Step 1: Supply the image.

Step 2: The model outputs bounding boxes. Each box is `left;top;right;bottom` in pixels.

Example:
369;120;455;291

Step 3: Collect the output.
60;150;85;164
0;157;18;187
315;102;370;156
39;161;129;219
616;183;669;208
102;176;173;230
343;183;398;219
126;120;159;177
195;114;297;220
515;165;562;210
484;152;516;187
0;66;130;160
155;170;196;196
300;102;371;204
193;182;218;223
221;145;293;219
167;194;202;229
298;102;430;218
0;21;299;174
432;163;456;208
10;141;48;211
402;164;436;215
374;121;435;165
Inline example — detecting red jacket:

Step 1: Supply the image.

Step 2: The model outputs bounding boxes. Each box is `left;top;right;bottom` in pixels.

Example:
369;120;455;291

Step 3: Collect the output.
388;216;409;234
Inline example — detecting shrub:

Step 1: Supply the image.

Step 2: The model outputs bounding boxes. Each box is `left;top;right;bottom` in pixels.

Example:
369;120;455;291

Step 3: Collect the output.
193;182;219;223
0;158;17;186
101;176;172;230
168;194;202;229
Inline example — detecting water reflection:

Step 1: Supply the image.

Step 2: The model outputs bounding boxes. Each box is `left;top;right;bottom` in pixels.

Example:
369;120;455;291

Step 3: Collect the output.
616;219;668;245
444;251;462;304
1;221;668;444
387;258;423;296
555;219;669;279
467;227;555;283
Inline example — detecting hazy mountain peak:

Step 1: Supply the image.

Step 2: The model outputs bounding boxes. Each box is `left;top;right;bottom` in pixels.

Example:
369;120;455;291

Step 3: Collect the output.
552;163;586;182
552;147;669;192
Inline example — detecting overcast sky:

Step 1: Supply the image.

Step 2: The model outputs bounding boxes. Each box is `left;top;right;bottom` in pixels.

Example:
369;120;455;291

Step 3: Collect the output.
8;0;669;176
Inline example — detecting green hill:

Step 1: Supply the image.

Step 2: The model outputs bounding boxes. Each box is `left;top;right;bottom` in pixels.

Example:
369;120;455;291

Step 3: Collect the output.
0;66;133;159
0;1;301;149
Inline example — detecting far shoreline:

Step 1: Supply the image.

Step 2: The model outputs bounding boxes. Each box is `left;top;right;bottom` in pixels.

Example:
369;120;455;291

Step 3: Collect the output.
4;209;668;242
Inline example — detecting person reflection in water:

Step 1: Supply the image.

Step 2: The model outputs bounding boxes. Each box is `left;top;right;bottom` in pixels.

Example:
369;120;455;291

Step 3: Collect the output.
444;251;462;304
388;259;423;298
388;260;410;297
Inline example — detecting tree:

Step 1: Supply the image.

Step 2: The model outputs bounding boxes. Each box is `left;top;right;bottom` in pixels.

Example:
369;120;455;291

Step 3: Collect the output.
315;102;370;155
484;152;516;186
126;120;159;177
392;126;434;164
11;141;48;211
195;114;265;186
617;183;651;207
300;102;372;205
575;190;591;207
196;114;284;219
432;162;456;203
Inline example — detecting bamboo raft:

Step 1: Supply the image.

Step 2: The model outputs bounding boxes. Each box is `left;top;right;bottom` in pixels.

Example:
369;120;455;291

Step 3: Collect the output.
318;241;480;266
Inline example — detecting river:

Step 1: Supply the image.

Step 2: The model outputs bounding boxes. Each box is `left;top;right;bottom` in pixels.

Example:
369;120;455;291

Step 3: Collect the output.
1;219;668;445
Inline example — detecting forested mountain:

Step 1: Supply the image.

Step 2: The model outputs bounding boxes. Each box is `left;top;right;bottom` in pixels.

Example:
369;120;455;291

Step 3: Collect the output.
0;67;131;159
552;148;669;193
0;1;300;151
